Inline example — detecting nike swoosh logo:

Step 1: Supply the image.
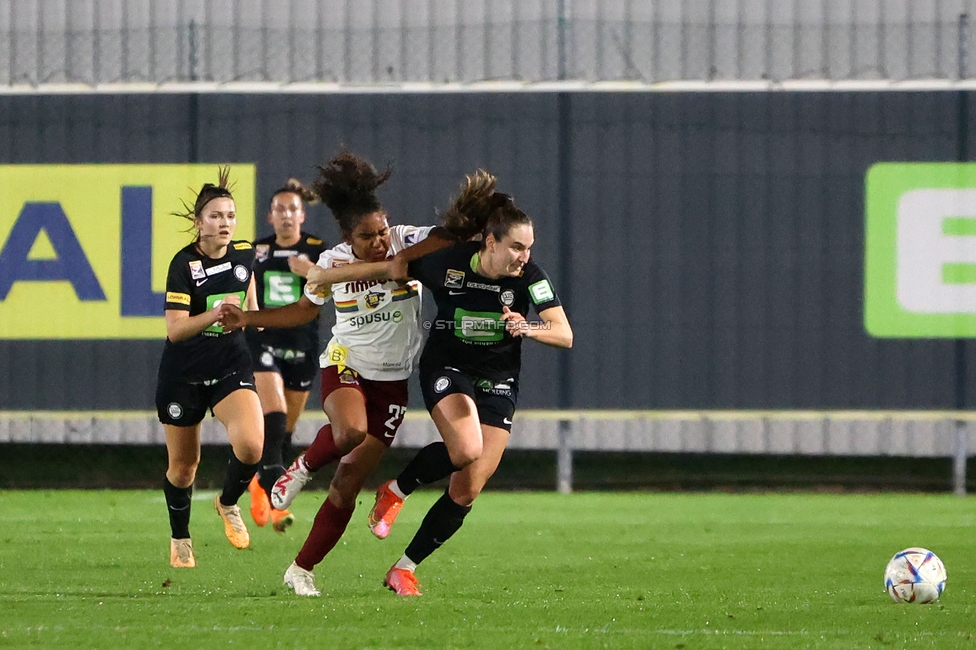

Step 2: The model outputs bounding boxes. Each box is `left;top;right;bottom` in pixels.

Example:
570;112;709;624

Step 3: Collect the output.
239;381;253;387
195;279;207;286
168;505;189;511
502;417;513;425
384;432;395;438
448;290;466;295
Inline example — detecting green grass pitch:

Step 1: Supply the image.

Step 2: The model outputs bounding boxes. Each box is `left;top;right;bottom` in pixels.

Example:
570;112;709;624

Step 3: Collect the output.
0;490;973;649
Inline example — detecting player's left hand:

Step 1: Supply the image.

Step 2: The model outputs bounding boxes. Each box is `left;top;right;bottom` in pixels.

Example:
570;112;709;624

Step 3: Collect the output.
501;306;530;338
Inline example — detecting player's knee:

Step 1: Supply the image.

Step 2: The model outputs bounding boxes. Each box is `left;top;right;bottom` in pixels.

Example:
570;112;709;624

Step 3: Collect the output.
448;442;482;469
448;486;481;506
168;462;198;487
235;439;263;465
333;425;368;451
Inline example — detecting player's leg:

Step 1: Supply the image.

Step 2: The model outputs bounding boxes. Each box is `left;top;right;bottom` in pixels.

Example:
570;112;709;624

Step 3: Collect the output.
384;425;509;597
211;381;264;549
163;423;201;568
250;369;287;527
284;436;388;596
271;367;368;510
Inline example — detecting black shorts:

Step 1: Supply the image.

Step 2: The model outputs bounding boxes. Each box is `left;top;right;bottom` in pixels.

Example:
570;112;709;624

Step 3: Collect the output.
419;363;518;432
248;337;318;392
156;367;257;427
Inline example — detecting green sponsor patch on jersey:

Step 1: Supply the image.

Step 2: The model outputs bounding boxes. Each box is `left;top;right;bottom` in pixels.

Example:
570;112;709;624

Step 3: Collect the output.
264;271;302;306
205;291;246;333
529;279;554;304
454;308;504;342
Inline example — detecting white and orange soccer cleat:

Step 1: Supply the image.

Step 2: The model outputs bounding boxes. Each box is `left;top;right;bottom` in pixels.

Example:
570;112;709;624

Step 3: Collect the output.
170;538;196;568
214;496;250;549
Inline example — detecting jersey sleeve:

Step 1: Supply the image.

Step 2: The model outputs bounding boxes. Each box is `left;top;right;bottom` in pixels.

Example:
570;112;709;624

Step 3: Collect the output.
522;263;561;315
390;224;435;254
406;247;445;289
164;253;193;311
303;248;337;306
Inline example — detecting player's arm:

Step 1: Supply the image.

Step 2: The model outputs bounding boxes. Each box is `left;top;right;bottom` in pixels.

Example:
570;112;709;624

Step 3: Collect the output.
245;276;259;312
305;260;392;295
219;295;320;331
501;305;573;348
388;227;455;280
166;294;241;342
288;254;315;277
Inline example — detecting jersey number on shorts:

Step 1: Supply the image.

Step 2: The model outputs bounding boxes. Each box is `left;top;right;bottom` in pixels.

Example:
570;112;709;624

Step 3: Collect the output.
384;404;406;437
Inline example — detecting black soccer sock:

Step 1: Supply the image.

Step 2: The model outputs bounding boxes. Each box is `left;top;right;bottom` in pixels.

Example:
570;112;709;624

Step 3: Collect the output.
163;477;193;539
282;430;294;467
403;491;472;566
395;442;460;496
220;455;260;507
258;411;288;496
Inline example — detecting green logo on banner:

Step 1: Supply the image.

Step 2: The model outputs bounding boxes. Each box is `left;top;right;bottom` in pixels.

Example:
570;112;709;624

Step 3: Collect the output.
865;163;976;337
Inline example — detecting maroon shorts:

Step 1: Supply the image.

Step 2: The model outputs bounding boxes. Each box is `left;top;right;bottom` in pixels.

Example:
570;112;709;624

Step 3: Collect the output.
320;365;409;448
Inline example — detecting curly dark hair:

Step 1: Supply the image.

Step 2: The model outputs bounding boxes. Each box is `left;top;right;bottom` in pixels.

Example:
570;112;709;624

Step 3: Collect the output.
311;148;391;238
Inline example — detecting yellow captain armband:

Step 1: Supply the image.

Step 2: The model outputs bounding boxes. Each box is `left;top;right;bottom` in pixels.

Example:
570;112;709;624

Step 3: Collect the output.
166;292;191;306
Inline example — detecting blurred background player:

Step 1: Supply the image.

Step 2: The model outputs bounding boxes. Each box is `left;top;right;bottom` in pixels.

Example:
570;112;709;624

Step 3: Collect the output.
303;172;573;596
156;167;264;568
245;179;327;534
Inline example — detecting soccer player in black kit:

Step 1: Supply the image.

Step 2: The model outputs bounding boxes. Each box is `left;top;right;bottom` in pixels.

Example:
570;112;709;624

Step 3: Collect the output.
156;167;264;568
303;172;574;595
246;180;327;533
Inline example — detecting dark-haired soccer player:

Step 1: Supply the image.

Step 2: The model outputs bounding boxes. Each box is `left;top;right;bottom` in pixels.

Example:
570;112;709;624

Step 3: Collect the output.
245;179;327;534
156;167;264;568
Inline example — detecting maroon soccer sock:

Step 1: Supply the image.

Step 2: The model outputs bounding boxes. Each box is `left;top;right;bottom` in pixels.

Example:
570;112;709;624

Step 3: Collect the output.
303;424;342;470
295;499;355;570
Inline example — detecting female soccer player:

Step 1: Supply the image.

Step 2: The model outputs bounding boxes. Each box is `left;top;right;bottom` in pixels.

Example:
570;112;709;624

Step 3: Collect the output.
219;149;455;596
245;180;327;533
302;173;573;596
156;167;264;568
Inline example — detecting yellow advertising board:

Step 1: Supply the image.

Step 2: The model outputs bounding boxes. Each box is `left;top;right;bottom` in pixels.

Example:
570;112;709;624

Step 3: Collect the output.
0;165;255;339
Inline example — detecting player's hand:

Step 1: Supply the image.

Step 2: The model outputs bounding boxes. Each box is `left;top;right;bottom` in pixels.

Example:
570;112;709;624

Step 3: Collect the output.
217;302;247;331
288;254;314;277
500;306;530;338
389;253;410;282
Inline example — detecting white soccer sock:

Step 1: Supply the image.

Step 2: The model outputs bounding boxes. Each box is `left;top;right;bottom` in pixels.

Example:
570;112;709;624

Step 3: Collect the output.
389;481;408;499
394;555;417;572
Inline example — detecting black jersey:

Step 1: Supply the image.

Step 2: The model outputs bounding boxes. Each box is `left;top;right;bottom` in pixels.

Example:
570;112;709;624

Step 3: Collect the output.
160;240;255;383
408;241;562;382
250;232;327;351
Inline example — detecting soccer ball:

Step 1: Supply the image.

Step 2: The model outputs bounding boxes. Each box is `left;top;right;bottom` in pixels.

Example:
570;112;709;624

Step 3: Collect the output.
884;547;947;604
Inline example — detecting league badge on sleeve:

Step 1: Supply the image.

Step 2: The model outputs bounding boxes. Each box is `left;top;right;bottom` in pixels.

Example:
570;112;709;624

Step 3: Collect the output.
255;244;270;262
445;269;465;289
188;260;206;280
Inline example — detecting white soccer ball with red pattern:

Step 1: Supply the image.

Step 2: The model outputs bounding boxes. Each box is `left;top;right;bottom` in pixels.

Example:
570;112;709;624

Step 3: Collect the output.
884;547;947;604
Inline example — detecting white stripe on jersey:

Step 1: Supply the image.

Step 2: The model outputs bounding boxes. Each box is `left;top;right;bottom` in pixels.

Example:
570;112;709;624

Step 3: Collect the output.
306;224;433;381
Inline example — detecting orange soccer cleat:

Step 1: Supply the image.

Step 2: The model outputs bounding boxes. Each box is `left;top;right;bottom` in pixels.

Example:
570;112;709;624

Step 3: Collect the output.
270;507;295;533
214;495;250;549
248;475;271;527
384;566;422;597
367;480;405;540
169;538;196;568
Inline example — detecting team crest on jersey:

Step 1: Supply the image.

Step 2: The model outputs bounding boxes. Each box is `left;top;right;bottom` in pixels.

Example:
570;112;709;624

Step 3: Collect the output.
255;244;270;262
363;291;383;309
445;269;465;289
338;368;360;385
188;260;206;280
233;264;249;282
499;289;515;306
